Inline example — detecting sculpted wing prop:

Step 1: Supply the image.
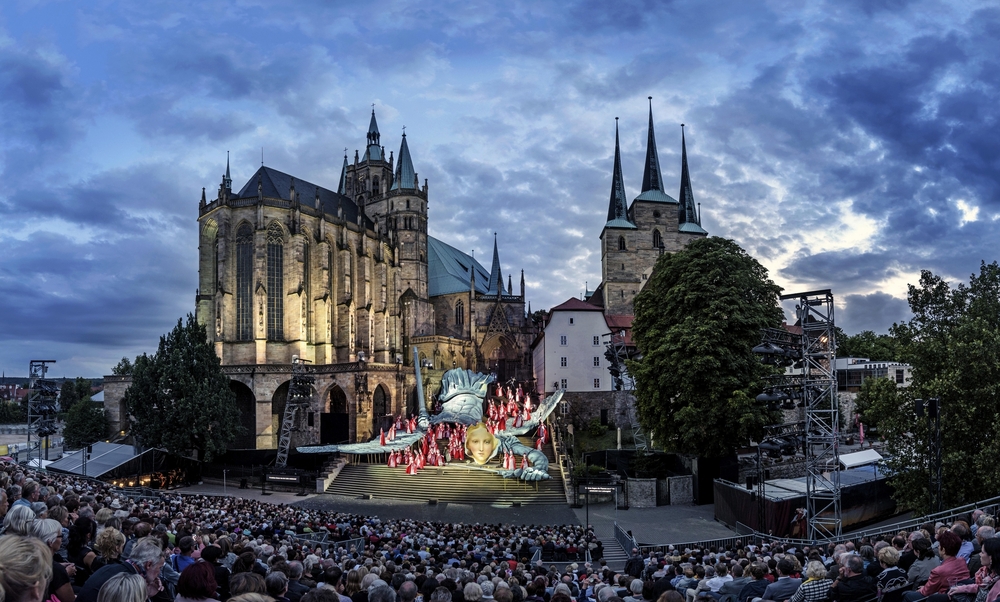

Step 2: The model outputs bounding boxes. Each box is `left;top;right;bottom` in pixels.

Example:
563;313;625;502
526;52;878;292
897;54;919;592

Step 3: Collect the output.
501;389;564;436
297;429;425;455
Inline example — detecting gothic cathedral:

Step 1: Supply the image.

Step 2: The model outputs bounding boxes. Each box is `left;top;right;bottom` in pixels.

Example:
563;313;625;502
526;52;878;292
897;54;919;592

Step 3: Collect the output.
131;111;533;450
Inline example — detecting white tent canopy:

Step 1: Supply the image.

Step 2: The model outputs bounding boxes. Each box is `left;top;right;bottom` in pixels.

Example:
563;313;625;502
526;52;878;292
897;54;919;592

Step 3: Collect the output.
839;449;883;469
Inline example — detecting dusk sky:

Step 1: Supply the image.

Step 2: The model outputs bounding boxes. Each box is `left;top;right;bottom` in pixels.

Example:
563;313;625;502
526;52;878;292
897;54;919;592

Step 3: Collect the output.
2;0;998;377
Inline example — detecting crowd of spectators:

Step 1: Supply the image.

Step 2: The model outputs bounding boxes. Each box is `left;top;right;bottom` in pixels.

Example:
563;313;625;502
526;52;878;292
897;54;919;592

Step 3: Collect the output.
0;461;603;602
618;510;1000;602
1;459;998;602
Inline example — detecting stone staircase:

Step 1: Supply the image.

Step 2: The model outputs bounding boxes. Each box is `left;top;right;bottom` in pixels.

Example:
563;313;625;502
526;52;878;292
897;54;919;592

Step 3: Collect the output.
324;439;566;505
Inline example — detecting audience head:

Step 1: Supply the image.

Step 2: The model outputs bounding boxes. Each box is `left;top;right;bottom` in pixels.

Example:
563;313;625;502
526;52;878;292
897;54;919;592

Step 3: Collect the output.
97;572;147;602
0;535;53;602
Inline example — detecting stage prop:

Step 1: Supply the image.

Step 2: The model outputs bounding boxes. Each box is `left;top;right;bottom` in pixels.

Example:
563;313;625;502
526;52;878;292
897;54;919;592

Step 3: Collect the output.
298;347;564;481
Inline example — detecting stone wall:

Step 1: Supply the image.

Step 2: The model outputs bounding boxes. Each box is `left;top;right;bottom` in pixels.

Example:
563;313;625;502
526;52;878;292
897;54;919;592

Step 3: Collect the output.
628;478;657;508
668;475;694;505
563;391;617;429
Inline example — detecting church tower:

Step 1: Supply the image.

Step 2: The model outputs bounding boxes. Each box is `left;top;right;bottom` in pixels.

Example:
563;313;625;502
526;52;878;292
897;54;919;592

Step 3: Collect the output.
599;118;639;315
596;101;708;317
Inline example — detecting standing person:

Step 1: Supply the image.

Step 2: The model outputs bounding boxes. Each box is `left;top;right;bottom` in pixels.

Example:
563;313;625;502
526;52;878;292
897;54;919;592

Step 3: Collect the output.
32;518;76;602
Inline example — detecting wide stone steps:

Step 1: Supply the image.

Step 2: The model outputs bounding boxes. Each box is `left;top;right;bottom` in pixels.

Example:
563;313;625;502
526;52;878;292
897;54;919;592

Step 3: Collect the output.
324;440;566;505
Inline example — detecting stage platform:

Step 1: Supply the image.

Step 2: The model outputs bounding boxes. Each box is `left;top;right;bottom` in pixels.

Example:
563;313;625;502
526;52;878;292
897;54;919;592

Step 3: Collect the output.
324;460;566;505
713;467;896;537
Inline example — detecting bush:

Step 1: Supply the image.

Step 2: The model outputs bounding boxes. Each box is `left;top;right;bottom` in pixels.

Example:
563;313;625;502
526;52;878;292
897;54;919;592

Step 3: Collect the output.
586;418;607;438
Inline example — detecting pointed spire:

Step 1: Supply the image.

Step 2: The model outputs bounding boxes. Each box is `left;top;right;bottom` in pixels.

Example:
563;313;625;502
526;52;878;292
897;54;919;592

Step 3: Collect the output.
678;124;700;227
641;97;664;193
391;131;416;191
224;151;232;191
487;233;503;295
337;152;348;195
606;118;633;227
364;108;383;161
520;269;525;298
507;274;513;295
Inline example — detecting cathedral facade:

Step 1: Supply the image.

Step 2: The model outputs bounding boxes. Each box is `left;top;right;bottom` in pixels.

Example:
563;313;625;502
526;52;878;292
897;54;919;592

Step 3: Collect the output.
106;111;535;451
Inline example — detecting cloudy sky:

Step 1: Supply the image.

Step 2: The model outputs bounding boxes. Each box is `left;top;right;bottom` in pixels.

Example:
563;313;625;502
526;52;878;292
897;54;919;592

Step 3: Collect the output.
1;0;997;377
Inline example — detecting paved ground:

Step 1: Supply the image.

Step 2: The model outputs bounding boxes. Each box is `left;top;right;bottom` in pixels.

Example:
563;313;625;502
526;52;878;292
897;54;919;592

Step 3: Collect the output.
573;501;737;546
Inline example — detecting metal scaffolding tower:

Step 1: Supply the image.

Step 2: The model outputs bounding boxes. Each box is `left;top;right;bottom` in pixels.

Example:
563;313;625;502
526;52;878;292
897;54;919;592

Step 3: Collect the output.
753;290;841;541
786;289;841;540
27;360;59;466
275;357;314;468
604;330;647;452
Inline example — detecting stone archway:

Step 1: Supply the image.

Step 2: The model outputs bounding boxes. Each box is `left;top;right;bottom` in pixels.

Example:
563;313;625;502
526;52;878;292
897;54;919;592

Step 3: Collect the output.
229;381;257;449
321;385;350;445
372;384;391;432
481;334;519;383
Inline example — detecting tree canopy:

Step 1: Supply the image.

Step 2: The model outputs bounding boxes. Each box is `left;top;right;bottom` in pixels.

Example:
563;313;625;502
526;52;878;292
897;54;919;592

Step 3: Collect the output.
627;237;784;458
123;314;242;462
63;399;108;449
861;263;1000;513
58;378;93;412
836;329;900;361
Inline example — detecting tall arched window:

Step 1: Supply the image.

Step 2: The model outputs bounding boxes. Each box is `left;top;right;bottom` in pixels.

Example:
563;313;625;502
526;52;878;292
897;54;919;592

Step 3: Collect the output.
455;301;464;326
267;222;284;340
618;236;626;251
236;223;253;341
372;176;379;194
653;229;662;249
303;243;311;336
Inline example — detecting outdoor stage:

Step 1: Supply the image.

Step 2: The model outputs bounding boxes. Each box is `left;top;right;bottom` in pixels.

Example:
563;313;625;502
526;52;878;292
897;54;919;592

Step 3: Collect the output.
713;465;896;537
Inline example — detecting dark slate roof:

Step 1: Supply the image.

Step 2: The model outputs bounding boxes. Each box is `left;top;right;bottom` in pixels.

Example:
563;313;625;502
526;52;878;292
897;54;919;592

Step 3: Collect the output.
606;119;635;229
486;236;503;295
391;134;417;191
234;166;374;229
677;125;702;231
428;236;490;297
641;97;665;196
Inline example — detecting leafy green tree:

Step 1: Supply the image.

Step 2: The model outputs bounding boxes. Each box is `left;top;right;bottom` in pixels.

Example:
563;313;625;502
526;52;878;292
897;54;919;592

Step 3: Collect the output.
58;381;80;412
58;378;93;412
853;376;900;432
112;357;133;376
0;401;26;424
627;237;784;458
873;263;1000;513
123;314;242;462
63;398;108;449
837;330;900;360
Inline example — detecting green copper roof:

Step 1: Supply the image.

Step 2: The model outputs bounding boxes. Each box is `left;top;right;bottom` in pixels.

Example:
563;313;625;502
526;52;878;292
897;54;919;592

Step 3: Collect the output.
604;218;638;229
678;222;708;235
391;133;417;191
428;236;491;297
634;189;678;203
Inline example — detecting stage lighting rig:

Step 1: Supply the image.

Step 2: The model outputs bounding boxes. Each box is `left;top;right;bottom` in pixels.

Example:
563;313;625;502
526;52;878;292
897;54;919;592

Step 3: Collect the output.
27;360;58;464
275;356;314;469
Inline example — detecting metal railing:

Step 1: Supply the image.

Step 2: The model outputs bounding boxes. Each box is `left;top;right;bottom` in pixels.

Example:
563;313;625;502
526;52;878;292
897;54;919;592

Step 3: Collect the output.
617;492;1000;553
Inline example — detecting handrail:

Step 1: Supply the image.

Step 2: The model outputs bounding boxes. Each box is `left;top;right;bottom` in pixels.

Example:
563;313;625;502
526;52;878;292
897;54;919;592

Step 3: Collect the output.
614;521;639;554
